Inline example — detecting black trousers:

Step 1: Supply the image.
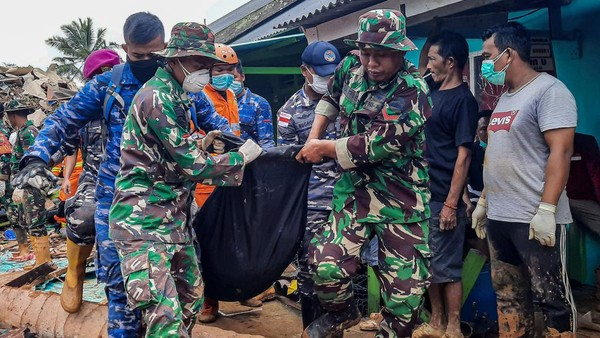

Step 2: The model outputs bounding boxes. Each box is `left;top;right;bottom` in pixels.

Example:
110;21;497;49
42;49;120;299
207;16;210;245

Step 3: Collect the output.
486;219;575;336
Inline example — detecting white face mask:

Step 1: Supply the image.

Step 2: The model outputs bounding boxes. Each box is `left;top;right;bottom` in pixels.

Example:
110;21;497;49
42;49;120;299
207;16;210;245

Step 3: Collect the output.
178;59;210;93
305;67;330;95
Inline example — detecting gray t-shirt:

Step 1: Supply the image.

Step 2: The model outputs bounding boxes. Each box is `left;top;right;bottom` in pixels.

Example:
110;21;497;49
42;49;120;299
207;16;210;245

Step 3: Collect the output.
484;73;577;224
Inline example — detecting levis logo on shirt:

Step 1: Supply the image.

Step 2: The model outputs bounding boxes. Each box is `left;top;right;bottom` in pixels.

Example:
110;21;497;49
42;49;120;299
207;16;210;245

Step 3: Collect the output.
489;110;519;132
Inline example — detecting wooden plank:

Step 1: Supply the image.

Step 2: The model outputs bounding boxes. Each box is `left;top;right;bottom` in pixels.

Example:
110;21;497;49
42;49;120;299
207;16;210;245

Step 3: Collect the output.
461;248;487;307
367;266;380;314
6;262;56;288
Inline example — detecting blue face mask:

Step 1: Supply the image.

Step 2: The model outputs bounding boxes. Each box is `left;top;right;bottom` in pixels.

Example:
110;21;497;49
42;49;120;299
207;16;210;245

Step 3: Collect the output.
479;140;487;149
211;73;234;91
481;49;510;86
230;80;244;96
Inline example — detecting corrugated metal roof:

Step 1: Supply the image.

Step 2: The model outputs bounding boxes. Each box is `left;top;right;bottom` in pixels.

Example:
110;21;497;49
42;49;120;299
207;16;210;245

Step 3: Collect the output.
208;0;275;34
275;0;384;29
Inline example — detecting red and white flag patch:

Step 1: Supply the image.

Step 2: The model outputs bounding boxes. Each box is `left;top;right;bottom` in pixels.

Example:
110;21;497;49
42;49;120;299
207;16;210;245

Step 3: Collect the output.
278;112;291;127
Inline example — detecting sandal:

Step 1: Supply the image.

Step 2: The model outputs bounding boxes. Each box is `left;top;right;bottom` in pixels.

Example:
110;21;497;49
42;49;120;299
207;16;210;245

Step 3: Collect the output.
359;312;383;331
9;253;35;262
412;323;446;338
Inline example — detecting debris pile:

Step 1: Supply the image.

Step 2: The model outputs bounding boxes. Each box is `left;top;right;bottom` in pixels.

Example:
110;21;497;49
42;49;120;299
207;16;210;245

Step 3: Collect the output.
0;64;79;127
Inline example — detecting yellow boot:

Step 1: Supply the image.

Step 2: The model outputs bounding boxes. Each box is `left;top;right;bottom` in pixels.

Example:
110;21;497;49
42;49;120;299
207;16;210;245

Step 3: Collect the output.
24;235;52;270
60;239;94;313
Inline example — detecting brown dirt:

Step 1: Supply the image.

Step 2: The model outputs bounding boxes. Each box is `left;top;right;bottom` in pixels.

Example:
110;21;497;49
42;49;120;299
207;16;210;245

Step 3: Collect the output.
202;299;376;338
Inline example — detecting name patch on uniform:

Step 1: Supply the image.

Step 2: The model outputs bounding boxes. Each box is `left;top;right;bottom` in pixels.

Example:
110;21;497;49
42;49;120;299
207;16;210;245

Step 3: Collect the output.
488;110;519;133
278;112;291;127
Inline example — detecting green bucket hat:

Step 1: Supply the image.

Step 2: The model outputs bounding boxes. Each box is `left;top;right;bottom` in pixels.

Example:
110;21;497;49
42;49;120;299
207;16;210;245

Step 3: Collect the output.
3;97;37;115
344;9;417;51
154;22;221;61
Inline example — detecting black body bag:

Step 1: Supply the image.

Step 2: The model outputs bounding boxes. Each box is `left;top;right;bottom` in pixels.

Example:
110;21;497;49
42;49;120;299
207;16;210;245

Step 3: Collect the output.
194;135;311;301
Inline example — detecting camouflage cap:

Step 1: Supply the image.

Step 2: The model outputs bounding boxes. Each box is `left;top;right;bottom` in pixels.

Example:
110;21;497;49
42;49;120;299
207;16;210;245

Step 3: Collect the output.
344;9;417;51
3;97;37;114
154;22;221;61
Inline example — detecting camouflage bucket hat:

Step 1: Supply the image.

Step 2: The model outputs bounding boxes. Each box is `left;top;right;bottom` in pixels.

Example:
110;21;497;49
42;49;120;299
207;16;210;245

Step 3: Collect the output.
3;96;37;115
344;9;417;51
154;22;221;61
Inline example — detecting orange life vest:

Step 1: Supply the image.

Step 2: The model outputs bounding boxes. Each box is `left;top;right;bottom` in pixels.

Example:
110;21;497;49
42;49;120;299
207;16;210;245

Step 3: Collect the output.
195;85;241;207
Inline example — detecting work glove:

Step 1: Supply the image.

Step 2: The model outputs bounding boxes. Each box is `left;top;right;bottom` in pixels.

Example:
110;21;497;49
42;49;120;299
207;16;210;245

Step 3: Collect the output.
201;130;225;154
471;197;488;239
238;139;263;165
12;187;26;204
528;202;557;247
11;157;57;194
0;181;5;198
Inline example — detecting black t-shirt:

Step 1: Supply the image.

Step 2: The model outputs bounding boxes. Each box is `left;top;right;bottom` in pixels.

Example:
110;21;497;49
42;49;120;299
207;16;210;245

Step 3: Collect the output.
425;83;478;202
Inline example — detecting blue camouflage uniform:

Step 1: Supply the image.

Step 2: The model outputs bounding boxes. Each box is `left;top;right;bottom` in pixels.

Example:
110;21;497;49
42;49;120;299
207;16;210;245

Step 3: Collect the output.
237;88;275;148
277;87;340;296
23;63;231;338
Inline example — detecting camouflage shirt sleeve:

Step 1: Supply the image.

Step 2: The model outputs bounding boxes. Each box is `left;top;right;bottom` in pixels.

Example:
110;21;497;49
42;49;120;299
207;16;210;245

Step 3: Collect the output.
191;91;233;133
139;89;245;184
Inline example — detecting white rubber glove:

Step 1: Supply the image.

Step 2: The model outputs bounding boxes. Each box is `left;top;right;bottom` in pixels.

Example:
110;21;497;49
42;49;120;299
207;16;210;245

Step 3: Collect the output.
200;130;223;152
12;188;26;204
471;197;488;239
529;202;557;247
238;139;263;165
0;181;5;198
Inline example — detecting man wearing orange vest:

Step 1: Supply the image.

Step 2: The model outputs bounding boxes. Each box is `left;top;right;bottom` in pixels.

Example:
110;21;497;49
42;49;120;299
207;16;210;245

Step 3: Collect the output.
197;43;273;323
194;43;241;207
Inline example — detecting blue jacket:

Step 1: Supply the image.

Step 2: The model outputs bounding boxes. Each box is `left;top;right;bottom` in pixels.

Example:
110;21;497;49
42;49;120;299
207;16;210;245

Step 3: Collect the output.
25;63;231;208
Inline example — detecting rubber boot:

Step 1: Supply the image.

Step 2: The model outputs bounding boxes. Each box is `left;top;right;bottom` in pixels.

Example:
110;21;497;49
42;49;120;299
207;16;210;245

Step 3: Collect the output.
198;297;219;323
60;239;94;313
301;294;324;329
302;304;361;338
24;235;52;270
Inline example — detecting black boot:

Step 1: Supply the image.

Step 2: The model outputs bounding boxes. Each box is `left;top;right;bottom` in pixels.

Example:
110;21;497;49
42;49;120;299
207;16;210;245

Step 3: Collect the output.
302;304;361;338
301;294;325;329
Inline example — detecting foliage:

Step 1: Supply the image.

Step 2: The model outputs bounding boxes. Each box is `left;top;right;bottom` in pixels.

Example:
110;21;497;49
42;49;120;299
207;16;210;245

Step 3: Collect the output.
45;17;118;81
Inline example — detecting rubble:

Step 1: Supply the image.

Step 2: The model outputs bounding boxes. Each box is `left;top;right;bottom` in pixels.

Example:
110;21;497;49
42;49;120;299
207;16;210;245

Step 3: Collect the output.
0;64;79;128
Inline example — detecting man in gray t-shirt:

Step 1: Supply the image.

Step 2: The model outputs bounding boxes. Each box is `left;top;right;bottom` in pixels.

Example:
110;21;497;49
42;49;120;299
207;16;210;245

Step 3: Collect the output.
472;22;577;337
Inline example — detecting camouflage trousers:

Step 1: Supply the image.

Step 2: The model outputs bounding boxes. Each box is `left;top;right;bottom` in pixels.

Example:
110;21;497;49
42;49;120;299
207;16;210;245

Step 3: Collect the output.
115;240;203;338
65;175;96;245
5;185;47;237
298;210;330;296
309;205;431;338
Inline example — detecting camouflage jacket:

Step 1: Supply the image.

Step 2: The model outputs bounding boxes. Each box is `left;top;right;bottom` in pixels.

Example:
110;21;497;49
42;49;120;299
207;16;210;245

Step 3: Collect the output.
11;120;38;177
318;53;432;224
237;88;275;148
23;63;232;211
0;123;13;181
109;67;247;244
277;88;340;211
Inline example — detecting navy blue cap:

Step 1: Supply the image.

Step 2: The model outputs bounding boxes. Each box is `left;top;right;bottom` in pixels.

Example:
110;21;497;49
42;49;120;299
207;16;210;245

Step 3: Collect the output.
301;41;341;76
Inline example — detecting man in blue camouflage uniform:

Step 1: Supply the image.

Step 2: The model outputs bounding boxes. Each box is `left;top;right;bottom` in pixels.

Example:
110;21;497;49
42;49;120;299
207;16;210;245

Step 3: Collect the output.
277;40;341;329
232;60;275;149
12;12;232;337
110;22;263;337
296;9;432;338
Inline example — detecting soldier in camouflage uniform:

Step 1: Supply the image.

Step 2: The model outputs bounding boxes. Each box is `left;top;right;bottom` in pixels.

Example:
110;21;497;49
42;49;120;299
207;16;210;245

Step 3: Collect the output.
232;60;275;149
4;99;51;269
12;12;232;338
277;40;342;329
59;48;120;314
0;105;27;258
109;22;263;337
296;9;432;337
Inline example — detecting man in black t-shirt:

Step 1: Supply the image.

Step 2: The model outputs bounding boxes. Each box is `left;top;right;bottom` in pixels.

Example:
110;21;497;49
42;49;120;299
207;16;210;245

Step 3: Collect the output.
414;30;479;338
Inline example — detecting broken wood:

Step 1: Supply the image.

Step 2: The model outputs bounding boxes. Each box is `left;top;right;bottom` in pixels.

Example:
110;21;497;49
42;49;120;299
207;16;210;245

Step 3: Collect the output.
275;294;301;311
29;256;94;288
6;262;56;288
0;241;18;251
